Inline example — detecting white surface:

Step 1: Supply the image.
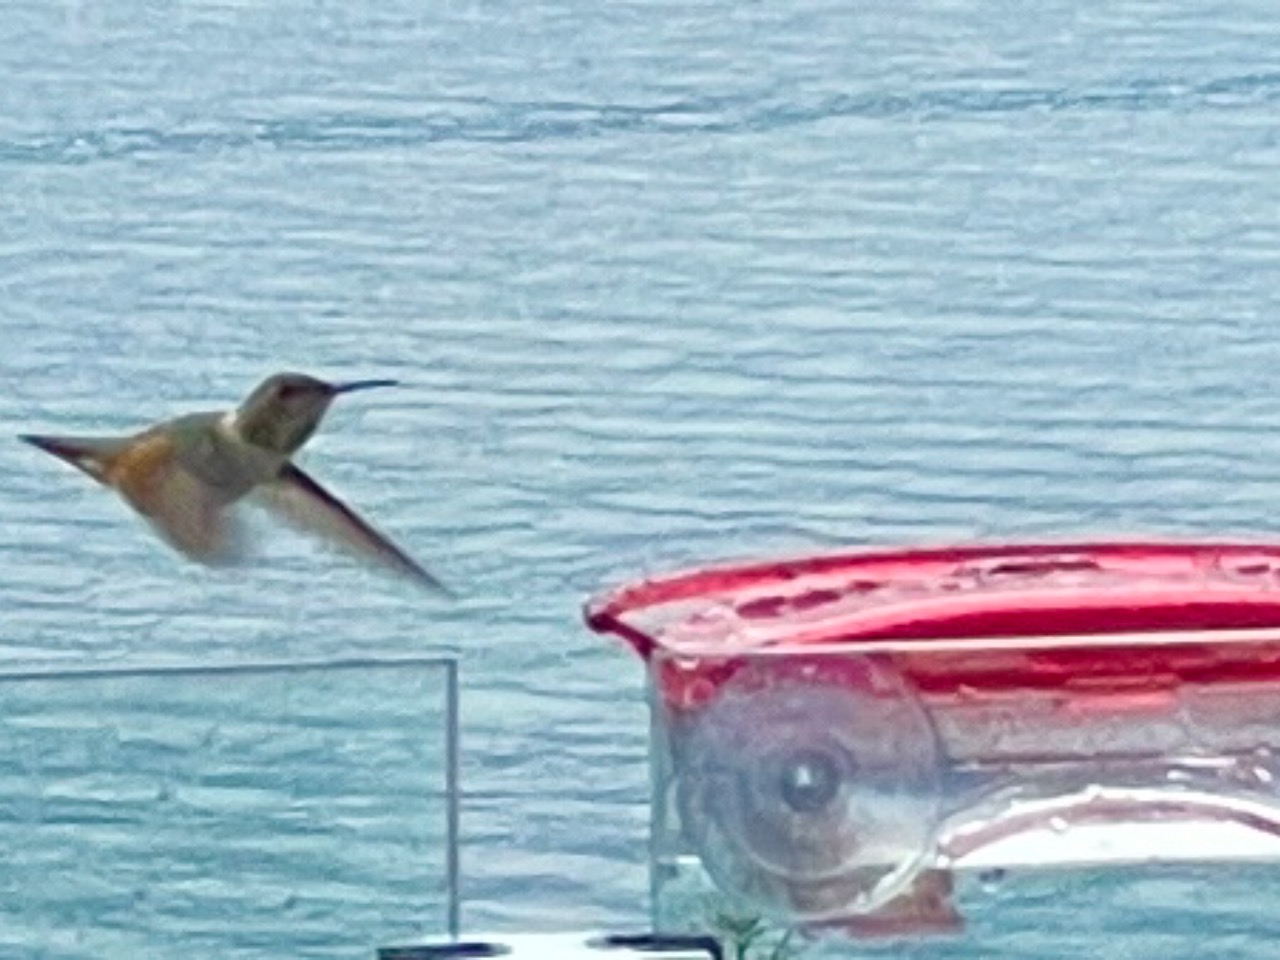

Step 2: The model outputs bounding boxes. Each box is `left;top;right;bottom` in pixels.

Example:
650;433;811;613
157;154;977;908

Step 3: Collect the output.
381;933;719;960
946;787;1280;870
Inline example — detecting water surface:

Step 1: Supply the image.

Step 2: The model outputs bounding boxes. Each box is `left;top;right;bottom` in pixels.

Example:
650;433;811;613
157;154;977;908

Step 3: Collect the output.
4;0;1280;953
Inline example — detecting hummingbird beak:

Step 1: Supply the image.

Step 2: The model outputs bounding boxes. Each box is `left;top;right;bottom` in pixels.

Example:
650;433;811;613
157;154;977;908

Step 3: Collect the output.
330;379;399;395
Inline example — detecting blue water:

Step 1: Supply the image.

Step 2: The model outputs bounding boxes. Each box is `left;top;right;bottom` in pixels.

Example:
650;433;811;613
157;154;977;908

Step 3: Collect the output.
5;0;1280;954
0;659;454;958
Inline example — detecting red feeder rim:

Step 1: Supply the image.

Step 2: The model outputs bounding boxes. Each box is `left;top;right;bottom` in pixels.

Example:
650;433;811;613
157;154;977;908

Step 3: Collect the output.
584;541;1280;700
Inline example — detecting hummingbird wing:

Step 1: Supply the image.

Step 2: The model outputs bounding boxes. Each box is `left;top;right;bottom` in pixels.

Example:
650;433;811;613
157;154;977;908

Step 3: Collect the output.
111;430;248;564
253;462;451;595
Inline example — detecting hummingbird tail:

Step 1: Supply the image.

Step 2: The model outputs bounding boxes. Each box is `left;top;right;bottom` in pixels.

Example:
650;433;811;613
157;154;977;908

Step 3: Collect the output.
19;434;120;483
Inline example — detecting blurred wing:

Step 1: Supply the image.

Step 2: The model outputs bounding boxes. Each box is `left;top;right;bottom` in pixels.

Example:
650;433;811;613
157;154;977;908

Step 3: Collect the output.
111;431;246;564
254;463;451;595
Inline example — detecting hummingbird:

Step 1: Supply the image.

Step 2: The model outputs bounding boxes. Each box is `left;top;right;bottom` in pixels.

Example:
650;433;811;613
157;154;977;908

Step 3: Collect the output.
20;372;450;595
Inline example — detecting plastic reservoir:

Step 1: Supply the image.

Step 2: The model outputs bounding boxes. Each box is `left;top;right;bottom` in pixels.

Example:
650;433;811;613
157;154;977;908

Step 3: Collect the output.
586;542;1280;940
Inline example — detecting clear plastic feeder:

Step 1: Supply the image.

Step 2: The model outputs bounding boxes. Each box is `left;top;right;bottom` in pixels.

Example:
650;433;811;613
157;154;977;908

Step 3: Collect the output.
586;542;1280;940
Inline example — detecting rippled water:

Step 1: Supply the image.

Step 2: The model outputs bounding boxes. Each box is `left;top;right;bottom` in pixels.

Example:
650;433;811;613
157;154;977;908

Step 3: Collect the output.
5;0;1280;954
0;659;453;958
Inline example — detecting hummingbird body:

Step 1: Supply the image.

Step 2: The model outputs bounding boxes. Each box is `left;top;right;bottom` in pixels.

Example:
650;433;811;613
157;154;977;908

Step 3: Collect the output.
22;373;448;594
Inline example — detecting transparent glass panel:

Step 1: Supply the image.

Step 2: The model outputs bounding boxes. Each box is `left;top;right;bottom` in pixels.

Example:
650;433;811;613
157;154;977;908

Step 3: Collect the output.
0;656;457;959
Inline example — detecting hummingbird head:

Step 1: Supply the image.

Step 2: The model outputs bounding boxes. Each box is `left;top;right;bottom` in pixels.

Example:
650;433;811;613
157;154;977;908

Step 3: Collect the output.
235;372;398;454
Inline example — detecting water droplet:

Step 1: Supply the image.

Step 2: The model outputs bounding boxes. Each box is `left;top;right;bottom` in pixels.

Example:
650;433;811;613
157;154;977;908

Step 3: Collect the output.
978;868;1007;893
